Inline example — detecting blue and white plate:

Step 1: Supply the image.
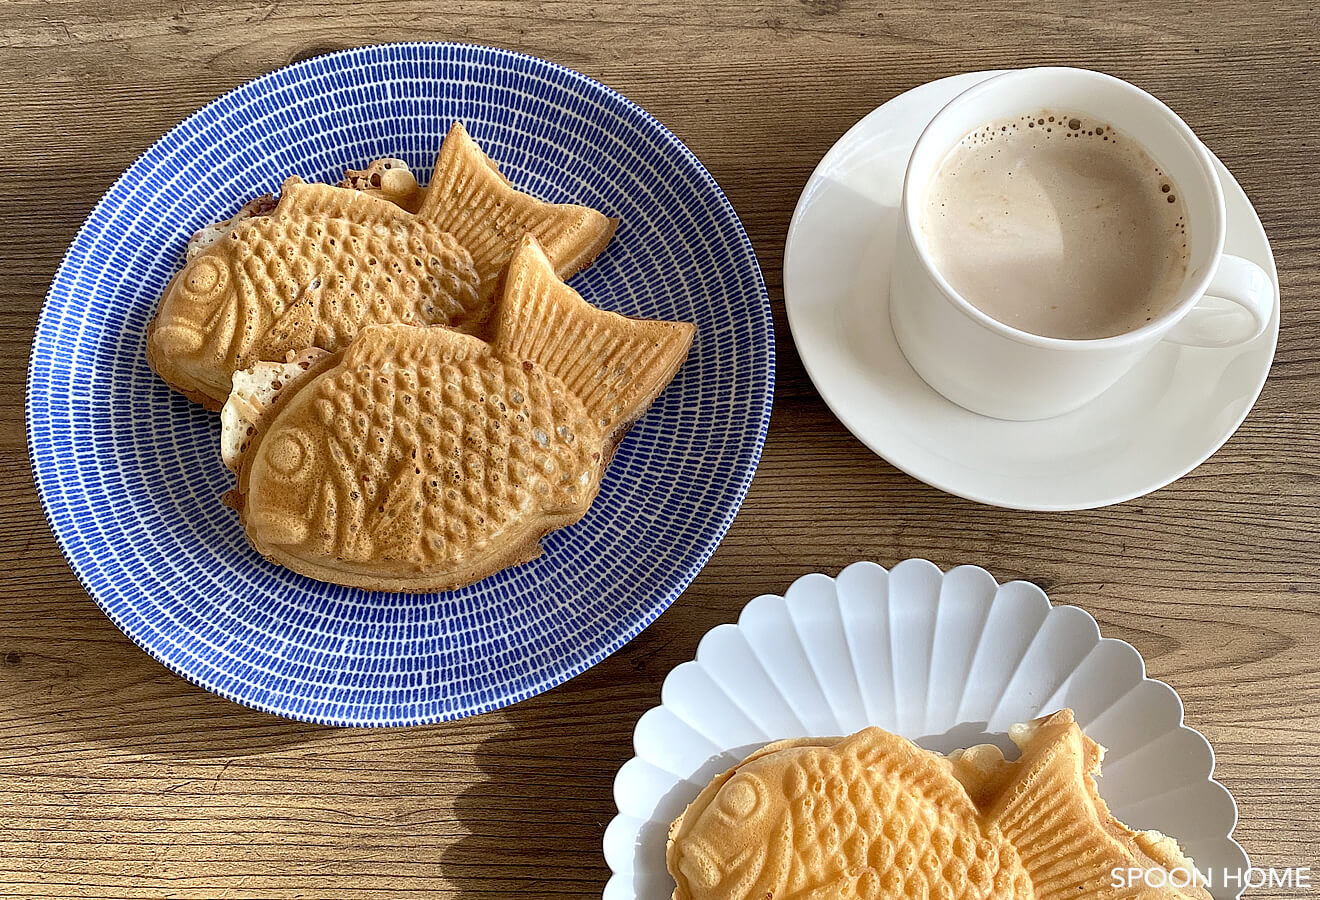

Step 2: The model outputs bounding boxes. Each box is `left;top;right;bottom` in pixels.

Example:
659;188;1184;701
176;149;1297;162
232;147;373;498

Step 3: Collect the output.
26;43;773;726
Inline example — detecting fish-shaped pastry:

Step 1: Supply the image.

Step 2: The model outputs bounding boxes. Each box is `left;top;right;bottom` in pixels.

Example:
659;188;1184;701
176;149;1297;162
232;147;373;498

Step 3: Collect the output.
667;729;1034;900
147;178;485;409
148;122;618;409
223;235;694;592
952;710;1213;900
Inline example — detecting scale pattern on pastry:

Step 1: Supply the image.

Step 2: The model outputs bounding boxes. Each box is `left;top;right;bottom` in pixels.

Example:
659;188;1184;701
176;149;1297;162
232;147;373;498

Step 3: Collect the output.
667;729;1033;900
670;710;1215;900
228;235;695;592
147;179;484;408
148;122;617;409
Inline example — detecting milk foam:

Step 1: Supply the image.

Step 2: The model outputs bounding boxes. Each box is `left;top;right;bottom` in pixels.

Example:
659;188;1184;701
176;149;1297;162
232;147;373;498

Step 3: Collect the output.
921;112;1188;340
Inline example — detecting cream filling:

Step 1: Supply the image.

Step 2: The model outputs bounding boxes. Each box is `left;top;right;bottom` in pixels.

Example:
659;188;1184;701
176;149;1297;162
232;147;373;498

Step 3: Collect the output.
219;350;327;471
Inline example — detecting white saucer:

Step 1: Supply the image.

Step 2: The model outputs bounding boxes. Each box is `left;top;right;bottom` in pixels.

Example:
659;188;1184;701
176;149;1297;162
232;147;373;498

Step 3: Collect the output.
784;71;1279;511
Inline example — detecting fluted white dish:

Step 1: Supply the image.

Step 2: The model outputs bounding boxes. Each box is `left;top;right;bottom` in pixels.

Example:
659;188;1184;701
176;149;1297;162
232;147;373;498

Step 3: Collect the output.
604;560;1247;899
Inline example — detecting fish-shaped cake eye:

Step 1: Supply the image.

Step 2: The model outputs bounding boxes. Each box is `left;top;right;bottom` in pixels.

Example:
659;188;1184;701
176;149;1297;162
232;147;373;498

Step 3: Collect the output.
181;256;228;299
265;429;313;479
146;251;241;384
718;775;763;819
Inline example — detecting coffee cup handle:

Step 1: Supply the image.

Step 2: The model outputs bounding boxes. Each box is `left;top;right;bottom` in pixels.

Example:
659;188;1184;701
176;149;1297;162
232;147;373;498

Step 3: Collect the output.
1163;254;1274;348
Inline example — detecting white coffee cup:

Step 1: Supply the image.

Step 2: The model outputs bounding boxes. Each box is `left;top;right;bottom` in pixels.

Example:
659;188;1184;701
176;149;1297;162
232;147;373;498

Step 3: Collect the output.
890;67;1274;421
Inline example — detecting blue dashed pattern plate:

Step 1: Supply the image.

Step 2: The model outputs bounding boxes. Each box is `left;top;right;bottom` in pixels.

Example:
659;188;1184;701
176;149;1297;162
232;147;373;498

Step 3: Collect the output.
26;43;773;726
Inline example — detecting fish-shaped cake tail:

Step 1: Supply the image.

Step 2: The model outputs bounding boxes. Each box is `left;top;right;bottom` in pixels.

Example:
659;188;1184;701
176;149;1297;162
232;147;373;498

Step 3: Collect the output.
418;122;619;299
494;235;695;441
984;710;1213;900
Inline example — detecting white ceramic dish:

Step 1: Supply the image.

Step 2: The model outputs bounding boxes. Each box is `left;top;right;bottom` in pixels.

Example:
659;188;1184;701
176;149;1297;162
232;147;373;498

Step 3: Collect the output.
603;559;1247;899
783;71;1280;511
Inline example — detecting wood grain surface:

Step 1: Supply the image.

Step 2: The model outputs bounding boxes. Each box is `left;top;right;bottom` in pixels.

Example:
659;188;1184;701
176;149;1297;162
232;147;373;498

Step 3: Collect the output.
3;2;1318;897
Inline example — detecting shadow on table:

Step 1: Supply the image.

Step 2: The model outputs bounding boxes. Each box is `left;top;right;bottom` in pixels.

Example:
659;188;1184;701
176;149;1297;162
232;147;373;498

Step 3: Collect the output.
3;561;331;760
439;668;639;897
438;711;1021;897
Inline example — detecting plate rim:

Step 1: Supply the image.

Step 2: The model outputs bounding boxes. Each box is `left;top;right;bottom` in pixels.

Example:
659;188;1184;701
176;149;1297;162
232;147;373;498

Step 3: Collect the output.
782;69;1280;511
25;41;775;727
603;558;1248;899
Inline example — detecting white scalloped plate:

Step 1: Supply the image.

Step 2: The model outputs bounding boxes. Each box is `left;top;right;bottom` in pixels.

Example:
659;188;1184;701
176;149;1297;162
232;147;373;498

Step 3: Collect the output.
604;560;1248;899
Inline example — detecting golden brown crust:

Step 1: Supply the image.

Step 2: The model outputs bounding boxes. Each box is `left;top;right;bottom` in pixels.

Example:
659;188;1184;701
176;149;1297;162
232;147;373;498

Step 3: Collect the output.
146;180;485;408
241;513;556;593
555;214;619;281
986;710;1213;900
667;727;1030;900
232;347;345;496
666;736;843;898
494;235;695;437
232;335;586;591
148;124;618;409
149;125;672;590
670;714;1212;900
146;313;225;411
418;122;618;299
232;327;604;592
228;243;691;593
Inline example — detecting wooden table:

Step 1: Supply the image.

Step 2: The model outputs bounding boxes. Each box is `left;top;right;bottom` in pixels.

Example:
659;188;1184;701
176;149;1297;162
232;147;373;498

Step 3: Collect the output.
3;2;1317;897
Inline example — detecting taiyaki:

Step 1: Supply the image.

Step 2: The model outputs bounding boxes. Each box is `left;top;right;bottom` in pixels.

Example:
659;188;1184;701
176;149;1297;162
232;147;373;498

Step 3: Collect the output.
147;178;485;409
954;710;1213;900
670;712;1215;900
667;729;1034;900
224;235;694;592
149;122;617;409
